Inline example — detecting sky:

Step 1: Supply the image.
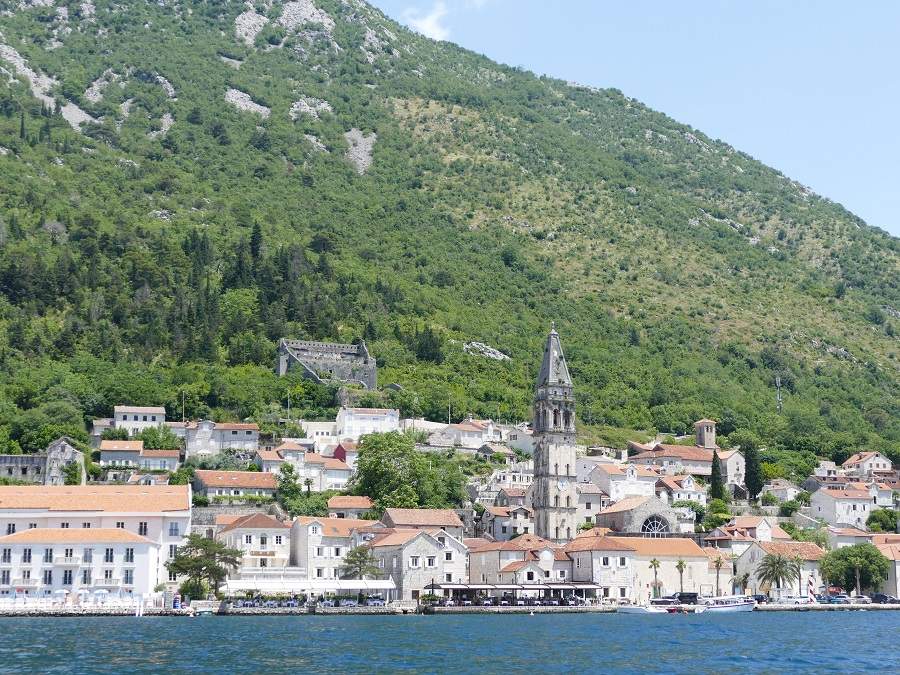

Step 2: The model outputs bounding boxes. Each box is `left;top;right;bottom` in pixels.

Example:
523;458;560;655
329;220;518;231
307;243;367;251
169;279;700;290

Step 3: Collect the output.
370;0;900;238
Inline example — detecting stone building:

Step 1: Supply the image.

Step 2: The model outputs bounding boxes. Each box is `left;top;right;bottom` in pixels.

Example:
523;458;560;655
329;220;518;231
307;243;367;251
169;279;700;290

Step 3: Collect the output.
276;338;377;389
593;495;695;535
0;437;85;486
531;324;578;544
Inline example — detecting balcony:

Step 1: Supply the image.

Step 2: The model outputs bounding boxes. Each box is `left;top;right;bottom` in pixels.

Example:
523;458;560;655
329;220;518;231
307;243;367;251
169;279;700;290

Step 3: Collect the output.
12;578;38;587
93;578;122;587
54;556;82;566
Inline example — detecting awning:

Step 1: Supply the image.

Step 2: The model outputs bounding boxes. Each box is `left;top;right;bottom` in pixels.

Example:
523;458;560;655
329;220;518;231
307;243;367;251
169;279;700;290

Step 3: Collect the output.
493;584;523;590
547;584;575;590
466;584;494;590
222;578;396;593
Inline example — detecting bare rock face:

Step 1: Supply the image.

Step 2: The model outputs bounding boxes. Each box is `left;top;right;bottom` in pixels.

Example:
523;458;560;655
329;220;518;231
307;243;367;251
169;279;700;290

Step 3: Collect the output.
289;96;332;120
225;88;271;118
344;128;376;174
235;8;268;46
148;112;174;139
279;0;334;32
304;134;326;152
84;68;119;103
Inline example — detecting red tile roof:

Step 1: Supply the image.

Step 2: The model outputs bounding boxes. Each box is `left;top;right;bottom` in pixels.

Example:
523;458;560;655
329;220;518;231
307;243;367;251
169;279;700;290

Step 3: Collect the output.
382;508;463;528
99;440;144;452
220;513;290;533
194;470;277;490
563;536;635;553
327;495;373;510
758;541;826;561
0;485;190;512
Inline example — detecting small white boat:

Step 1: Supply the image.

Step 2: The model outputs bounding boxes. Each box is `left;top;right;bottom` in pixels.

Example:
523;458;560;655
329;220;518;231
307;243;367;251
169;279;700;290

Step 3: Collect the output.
616;605;669;614
701;595;757;613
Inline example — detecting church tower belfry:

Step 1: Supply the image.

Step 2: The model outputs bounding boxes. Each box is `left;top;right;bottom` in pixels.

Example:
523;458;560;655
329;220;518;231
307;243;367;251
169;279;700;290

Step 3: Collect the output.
532;323;578;544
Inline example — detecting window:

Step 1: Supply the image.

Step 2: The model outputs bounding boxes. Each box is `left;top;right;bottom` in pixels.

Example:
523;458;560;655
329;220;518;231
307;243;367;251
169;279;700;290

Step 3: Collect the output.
559;569;566;579
259;558;268;568
316;547;324;557
28;523;36;530
83;549;92;563
5;524;14;535
82;570;90;585
334;547;341;557
310;526;319;535
82;523;91;529
585;502;592;511
544;570;550;578
409;556;420;568
151;416;157;422
501;526;507;534
602;557;609;567
169;545;177;559
116;522;124;529
0;549;9;563
169;571;177;582
445;573;452;582
64;548;73;559
392;557;398;569
275;536;282;545
231;430;238;435
619;588;627;598
168;523;180;537
23;549;31;564
63;570;73;585
104;548;114;564
426;556;436;568
602;587;610;598
43;549;53;563
61;522;70;529
43;570;52;585
138;522;148;536
316;568;324;578
526;571;535;581
132;415;138;421
437;536;446;546
445;551;453;562
618;557;627;567
245;535;253;545
104;569;113;581
124;548;134;563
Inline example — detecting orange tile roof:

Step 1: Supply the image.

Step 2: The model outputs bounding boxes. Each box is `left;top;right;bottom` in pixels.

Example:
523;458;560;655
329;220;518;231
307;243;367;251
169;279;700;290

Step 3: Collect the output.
219;513;289;533
468;534;557;553
0;485;190;512
757;541;826;561
564;536;635;553
344;408;396;415
367;529;426;548
842;451;879;467
605;536;707;558
99;440;144;452
870;533;900;545
302;453;351;471
486;506;510;518
294;516;375;537
657;475;700;492
383;508;463;528
499;560;535;572
598;496;650;515
500;487;526;497
141;449;180;458
194;470;277;490
255;448;285;462
731;516;765;528
876;544;900;561
828;527;872;538
819;487;871;499
655;445;715;462
464;537;493;550
327;495;374;510
597;464;658;477
575;527;612;539
213;422;259;431
0;528;154;544
215;514;242;526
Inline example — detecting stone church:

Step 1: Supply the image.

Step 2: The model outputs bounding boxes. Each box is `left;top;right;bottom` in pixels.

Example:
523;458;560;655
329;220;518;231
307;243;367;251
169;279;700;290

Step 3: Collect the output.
531;324;579;544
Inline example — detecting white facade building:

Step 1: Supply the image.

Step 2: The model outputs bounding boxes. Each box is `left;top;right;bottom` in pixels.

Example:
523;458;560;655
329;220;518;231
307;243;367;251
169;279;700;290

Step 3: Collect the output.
589;464;658;502
365;529;468;601
169;421;260;459
217;514;291;573
811;487;874;527
290;517;378;581
111;406;167;437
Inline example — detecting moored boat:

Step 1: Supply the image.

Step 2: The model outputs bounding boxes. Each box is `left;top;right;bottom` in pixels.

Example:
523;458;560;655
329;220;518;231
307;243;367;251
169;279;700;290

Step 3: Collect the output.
701;595;757;613
616;605;669;614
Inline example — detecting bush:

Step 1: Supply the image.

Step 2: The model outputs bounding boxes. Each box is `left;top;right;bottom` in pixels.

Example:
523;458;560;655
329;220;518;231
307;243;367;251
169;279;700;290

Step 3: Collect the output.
761;492;778;506
192;494;210;507
179;579;208;601
778;500;801;517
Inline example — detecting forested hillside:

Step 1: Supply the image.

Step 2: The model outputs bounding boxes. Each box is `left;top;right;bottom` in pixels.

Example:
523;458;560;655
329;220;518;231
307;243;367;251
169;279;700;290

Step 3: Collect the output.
0;0;897;477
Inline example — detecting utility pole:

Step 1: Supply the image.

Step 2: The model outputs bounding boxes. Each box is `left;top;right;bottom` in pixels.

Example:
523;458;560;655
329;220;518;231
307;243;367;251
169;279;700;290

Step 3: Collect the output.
775;375;783;413
182;391;185;423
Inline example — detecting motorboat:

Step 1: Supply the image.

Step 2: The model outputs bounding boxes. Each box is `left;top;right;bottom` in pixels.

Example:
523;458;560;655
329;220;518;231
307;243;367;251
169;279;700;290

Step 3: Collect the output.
700;595;757;613
616;604;669;614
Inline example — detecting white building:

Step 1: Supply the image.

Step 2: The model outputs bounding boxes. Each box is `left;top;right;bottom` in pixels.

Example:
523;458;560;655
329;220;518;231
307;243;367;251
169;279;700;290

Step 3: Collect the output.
735;541;826;599
811;487;874;527
0;528;161;601
169;421;260;459
655;474;707;506
873;534;900;598
192;470;277;500
217;514;291;573
99;440;180;474
0;485;191;592
565;535;639;603
290;517;378;580
111;406;167;437
380;509;465;541
327;495;374;519
576;483;610;526
826;526;873;550
480;505;533;540
842;452;893;478
336;407;400;440
589;464;658;502
254;443;352;492
761;479;802;503
604;536;715;601
467;534;567;585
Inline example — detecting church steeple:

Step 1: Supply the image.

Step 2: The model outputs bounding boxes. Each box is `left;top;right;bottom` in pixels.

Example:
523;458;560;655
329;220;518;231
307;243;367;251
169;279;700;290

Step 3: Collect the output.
532;323;577;543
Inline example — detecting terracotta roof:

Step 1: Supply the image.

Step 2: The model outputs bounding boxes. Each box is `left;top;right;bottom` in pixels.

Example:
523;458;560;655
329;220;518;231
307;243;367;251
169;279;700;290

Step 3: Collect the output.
876;544;900;561
655;445;715;462
0;528;154;544
486;506;510;518
327;495;373;510
140;449;180;458
564;536;635;553
598;496;650;514
464;537;493;550
656;475;700;492
770;525;793;540
0;485;190;512
255;449;284;462
194;470;276;490
215;514;242;526
576;527;612;539
842;451;879;467
499;560;536;572
819;487;871;500
694;419;717;426
367;529;426;548
213;423;259;431
828;527;872;538
596;464;658;478
701;548;731;562
500;487;526;498
295;516;375;538
382;508;463;528
469;534;558;552
336;441;358;451
99;440;144;452
606;536;707;558
576;483;608;496
302;453;351;471
114;406;165;415
758;541;825;561
870;533;900;545
731;516;765;528
219;513;289;533
451;422;485;433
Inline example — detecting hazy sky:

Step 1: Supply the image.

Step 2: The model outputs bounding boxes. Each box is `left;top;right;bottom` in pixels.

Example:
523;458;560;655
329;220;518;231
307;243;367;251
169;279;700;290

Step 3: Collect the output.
371;0;900;238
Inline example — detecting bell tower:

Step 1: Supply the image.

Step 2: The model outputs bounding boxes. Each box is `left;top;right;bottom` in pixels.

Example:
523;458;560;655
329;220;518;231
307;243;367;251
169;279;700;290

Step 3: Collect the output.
532;323;578;543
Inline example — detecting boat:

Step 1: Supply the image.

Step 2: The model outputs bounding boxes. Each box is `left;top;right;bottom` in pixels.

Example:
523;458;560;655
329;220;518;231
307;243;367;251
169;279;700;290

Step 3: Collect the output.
700;595;757;613
616;605;669;614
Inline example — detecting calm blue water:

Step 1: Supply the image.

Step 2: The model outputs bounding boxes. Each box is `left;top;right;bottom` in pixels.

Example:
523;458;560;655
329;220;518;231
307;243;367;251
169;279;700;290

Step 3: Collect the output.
0;613;894;673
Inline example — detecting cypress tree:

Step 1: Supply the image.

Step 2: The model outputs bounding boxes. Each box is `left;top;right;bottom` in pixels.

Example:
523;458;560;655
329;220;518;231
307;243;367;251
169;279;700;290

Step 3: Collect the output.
19;112;25;139
744;443;763;501
710;450;726;501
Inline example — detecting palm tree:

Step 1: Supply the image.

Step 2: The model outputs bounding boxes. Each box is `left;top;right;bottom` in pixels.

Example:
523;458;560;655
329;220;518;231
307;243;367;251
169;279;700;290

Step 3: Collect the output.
734;572;751;595
756;553;801;599
649;558;661;598
303;477;313;495
675;559;686;594
713;555;726;596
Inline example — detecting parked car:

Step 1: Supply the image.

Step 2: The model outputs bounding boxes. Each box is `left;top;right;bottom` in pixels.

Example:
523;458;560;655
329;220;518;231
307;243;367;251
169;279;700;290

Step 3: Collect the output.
671;592;700;605
339;599;358;608
460;599;473;607
780;595;812;605
850;595;871;604
752;594;769;605
827;594;851;604
319;599;336;608
872;593;899;604
281;599;299;608
542;598;560;606
650;598;679;606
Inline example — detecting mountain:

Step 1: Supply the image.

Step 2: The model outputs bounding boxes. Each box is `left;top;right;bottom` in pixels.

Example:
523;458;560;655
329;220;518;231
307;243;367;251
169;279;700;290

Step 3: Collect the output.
0;0;897;476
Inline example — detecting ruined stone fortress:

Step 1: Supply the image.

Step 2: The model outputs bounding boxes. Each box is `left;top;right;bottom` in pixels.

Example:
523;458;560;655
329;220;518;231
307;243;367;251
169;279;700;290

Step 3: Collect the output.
276;338;377;389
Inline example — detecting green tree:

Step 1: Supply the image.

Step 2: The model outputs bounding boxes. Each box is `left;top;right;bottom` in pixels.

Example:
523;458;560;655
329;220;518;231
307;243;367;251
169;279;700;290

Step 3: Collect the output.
138;426;182;450
732;429;763;500
820;544;891;595
675;559;686;594
866;509;898;533
101;427;130;441
649;558;661;598
166;534;243;595
710;450;726;501
756;553;801;597
276;463;303;503
341;545;380;579
62;461;81;485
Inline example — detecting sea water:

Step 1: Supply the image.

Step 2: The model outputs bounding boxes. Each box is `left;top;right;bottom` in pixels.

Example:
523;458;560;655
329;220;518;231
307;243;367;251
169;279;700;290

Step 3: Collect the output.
0;612;893;673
